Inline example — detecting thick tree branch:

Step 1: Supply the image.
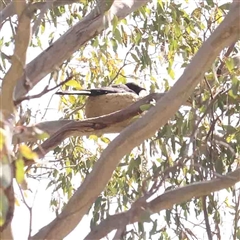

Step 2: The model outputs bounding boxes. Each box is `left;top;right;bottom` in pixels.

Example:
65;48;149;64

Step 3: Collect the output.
13;92;168;144
30;1;240;239
22;93;164;166
0;0;31;119
86;168;240;239
1;223;13;240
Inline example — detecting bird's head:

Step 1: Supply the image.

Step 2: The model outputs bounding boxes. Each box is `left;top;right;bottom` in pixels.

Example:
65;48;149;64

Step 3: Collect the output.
125;82;145;95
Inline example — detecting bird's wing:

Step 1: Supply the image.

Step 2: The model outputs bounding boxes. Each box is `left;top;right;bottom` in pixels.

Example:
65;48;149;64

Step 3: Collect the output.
56;84;135;96
88;87;119;95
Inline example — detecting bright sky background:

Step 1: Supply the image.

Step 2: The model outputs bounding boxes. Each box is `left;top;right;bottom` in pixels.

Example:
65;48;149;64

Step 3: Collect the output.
1;0;237;239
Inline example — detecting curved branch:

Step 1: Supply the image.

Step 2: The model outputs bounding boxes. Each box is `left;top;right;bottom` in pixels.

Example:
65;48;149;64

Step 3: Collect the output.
86;168;240;239
0;0;31;118
13;92;169;144
23;93;165;166
30;1;240;239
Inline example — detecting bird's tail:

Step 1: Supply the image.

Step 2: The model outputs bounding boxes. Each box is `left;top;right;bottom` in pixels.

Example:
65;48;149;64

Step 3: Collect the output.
55;90;91;96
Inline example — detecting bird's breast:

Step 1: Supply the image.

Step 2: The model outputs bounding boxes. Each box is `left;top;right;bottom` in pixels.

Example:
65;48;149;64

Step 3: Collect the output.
85;93;140;118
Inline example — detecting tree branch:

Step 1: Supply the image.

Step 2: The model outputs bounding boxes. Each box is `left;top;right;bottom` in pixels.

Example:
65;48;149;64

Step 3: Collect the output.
202;196;213;240
86;168;240;239
24;93;165;165
13;93;170;144
14;74;77;105
0;0;31;119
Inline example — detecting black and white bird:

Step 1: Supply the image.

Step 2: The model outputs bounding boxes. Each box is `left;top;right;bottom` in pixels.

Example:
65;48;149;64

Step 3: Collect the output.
56;82;145;118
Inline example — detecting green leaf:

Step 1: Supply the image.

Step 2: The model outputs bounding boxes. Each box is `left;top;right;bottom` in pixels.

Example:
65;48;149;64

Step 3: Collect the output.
65;79;81;89
0;128;6;151
0;190;9;227
140;103;152;111
15;159;25;184
89;135;98;141
101;137;110;144
131;53;139;62
68;95;76;104
113;28;122;44
228;90;237;99
225;58;235;72
157;0;163;10
167;67;175;79
112;15;119;31
19;145;38;160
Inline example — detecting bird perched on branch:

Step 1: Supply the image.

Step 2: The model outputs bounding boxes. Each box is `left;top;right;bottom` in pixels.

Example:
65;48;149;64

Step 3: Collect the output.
56;82;145;118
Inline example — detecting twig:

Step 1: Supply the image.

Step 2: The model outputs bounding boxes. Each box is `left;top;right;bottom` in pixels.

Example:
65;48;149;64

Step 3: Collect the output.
65;103;86;118
202;196;213;240
191;87;230;140
233;188;240;240
41;93;55;120
14;74;77;105
16;181;33;239
204;76;214;100
216;42;237;76
109;44;135;85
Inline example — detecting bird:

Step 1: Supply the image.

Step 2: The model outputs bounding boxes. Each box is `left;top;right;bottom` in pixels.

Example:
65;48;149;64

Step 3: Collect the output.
56;82;145;118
